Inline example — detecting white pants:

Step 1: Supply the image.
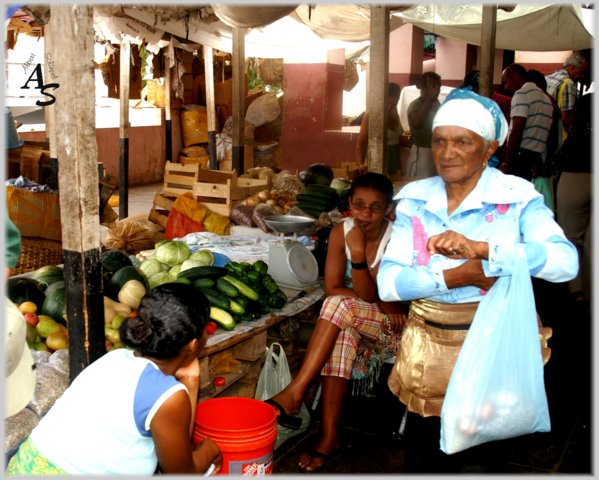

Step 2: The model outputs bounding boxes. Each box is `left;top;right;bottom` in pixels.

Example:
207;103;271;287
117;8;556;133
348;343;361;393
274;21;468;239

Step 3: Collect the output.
406;145;437;178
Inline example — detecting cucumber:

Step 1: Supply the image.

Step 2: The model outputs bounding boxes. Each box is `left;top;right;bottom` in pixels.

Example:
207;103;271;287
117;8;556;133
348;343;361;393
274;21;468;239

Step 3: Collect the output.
303;184;339;198
229;298;246;315
177;265;227;281
222;275;259;301
297;206;321;218
216;277;239;298
201;288;231;311
193;277;215;290
209;306;236;331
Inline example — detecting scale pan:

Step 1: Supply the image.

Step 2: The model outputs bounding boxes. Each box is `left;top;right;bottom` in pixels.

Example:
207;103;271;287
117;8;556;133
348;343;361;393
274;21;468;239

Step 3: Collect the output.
264;215;315;234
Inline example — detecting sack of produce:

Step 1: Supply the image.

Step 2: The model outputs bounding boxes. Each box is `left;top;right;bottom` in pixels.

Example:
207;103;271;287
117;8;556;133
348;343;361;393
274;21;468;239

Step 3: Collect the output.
105;219;158;254
252;204;275;233
230;204;256;228
165;193;207;240
203;210;231;236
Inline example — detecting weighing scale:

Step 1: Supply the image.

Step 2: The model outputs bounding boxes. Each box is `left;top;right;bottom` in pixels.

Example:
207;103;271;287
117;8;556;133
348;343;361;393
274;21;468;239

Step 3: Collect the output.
263;215;319;290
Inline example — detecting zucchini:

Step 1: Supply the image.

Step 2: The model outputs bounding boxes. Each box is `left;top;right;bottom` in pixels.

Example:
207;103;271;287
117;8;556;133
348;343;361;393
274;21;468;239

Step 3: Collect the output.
193;277;215;290
222;275;259;301
202;288;231;311
209;306;236;331
177;265;228;281
228;298;246;315
216;277;239;298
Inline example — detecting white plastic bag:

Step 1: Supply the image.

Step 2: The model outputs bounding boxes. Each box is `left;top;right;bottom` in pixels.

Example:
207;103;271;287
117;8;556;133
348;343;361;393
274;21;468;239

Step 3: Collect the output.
440;246;551;454
255;343;311;449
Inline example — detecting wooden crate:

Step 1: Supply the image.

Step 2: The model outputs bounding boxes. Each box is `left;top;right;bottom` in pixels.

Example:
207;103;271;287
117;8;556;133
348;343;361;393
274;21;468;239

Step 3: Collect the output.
162;161;199;198
332;162;361;180
192;168;270;217
233;331;267;362
148;192;173;229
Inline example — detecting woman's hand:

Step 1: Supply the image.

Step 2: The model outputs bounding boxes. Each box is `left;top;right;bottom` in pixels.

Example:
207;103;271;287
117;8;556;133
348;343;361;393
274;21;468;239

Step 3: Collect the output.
345;224;367;262
194;438;223;475
427;230;489;260
444;259;497;291
378;301;409;332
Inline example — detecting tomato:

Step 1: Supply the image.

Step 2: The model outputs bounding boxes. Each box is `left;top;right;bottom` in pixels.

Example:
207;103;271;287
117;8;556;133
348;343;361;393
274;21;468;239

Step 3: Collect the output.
213;376;226;387
206;321;217;335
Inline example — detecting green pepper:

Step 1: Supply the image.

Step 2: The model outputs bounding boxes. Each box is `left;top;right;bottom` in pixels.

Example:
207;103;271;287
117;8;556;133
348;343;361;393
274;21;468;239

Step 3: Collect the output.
252;260;268;275
226;261;248;277
264;280;279;295
246;270;261;283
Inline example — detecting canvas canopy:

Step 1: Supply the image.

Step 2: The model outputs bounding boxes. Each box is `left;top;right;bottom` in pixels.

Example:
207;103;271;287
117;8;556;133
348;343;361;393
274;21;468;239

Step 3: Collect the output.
15;4;594;58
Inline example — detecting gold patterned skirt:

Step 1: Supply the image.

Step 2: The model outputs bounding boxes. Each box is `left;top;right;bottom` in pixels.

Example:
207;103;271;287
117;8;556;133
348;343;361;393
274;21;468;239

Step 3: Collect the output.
387;299;552;418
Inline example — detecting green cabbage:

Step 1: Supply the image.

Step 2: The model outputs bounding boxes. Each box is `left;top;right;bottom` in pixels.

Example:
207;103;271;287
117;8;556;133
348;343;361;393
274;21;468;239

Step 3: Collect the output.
169;264;182;278
180;259;208;272
148;271;174;289
155;240;191;266
188;249;215;266
139;258;168;278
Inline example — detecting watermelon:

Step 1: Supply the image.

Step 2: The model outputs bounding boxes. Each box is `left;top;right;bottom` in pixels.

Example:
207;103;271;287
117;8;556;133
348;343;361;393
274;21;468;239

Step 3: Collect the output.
41;283;66;324
30;265;64;288
101;250;133;274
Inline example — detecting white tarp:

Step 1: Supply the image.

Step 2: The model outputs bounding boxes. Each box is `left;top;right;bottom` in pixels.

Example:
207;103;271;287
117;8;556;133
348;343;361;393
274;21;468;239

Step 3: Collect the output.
392;4;593;52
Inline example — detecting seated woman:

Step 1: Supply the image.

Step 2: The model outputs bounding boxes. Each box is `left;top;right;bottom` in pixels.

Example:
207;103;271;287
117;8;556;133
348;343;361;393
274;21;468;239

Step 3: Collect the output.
265;172;407;473
378;88;578;472
7;283;222;476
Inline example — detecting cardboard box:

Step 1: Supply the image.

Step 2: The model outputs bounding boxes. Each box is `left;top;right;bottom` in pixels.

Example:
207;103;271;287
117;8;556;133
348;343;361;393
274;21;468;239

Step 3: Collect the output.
6;186;61;241
214;78;233;106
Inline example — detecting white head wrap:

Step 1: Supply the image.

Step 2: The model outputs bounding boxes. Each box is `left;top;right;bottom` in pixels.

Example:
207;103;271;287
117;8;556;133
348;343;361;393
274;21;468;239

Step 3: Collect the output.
432;90;509;146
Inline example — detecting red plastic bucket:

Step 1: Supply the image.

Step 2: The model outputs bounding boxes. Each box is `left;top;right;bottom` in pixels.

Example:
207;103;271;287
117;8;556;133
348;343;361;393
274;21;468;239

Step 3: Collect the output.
193;397;277;475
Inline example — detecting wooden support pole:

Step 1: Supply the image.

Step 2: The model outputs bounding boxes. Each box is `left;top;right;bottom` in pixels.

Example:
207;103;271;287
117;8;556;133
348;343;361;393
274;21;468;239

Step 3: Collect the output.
232;27;246;173
43;15;58;190
368;6;390;174
119;40;131;219
164;38;172;162
204;45;218;170
52;5;105;380
480;5;497;98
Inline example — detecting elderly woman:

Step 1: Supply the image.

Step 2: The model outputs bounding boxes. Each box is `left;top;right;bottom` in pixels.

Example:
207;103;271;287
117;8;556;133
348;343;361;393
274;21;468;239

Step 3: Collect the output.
377;89;578;472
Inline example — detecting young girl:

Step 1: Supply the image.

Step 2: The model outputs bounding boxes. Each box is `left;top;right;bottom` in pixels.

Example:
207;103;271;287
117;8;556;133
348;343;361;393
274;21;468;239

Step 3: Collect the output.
7;283;222;475
265;172;407;472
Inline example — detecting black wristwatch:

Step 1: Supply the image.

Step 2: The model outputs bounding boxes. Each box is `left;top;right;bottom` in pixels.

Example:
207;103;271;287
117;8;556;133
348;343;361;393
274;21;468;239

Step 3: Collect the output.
351;260;368;270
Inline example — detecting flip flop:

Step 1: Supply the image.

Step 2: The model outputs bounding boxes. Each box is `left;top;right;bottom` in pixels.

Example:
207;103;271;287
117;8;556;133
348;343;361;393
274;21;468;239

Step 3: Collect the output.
298;448;342;474
264;398;302;430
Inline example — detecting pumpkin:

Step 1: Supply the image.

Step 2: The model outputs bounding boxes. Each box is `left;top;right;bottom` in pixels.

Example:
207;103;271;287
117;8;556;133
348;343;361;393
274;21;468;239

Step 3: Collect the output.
118;280;146;310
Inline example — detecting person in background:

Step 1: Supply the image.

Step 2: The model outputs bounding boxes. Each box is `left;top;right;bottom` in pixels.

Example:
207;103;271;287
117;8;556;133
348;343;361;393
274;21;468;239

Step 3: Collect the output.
555;92;593;306
460;69;511;123
406;72;441;178
502;63;553;182
6;216;21;277
265;173;406;473
356;82;403;179
545;52;590;142
458;69;511;169
7;283;222;476
377;88;578;472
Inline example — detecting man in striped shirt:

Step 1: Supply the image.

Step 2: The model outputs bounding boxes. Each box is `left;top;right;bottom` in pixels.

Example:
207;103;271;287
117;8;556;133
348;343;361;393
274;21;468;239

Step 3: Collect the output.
545;52;590;141
502;63;553;181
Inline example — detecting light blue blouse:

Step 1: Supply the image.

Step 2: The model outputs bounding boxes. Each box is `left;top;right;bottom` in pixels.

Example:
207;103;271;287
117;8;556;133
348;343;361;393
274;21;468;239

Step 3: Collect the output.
378;167;578;303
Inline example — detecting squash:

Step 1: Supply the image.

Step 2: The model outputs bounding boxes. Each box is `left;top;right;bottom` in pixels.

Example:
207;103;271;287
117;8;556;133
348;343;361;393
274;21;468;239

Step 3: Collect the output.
118;280;146;310
104;296;132;322
107;266;148;301
7;277;46;312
